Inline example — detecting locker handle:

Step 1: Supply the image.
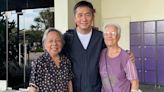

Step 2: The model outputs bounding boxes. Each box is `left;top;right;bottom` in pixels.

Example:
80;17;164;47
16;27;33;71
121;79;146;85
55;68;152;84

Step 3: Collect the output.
138;46;141;48
144;46;147;48
138;58;141;61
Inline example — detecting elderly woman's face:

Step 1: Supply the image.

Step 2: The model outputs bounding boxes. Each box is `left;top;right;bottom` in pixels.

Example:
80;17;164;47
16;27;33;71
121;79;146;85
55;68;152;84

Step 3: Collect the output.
103;26;120;47
44;31;62;56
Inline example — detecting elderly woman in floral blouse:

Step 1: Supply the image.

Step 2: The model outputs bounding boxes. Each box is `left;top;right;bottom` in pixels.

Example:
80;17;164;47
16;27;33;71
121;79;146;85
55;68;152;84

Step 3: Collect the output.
28;28;73;92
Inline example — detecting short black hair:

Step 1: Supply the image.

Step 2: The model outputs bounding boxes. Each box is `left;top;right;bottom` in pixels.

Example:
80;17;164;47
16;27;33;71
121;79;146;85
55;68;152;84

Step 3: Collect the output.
73;1;95;14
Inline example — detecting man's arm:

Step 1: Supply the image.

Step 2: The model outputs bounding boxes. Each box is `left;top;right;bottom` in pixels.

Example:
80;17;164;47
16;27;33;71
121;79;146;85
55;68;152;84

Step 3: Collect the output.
126;50;135;63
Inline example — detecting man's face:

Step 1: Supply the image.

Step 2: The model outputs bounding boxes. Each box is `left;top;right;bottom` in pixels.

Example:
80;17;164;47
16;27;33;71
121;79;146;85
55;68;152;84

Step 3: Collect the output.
74;6;94;31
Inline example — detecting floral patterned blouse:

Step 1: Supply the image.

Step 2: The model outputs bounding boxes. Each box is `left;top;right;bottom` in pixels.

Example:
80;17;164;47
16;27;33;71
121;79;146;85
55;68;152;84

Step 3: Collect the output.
29;51;73;92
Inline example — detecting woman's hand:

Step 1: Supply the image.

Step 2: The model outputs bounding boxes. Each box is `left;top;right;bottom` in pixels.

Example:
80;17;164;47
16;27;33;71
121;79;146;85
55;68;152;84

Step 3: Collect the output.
130;79;139;92
68;80;73;92
28;86;37;92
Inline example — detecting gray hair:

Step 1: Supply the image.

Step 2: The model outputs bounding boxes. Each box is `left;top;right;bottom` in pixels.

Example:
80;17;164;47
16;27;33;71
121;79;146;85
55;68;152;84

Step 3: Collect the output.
104;23;121;36
42;27;64;50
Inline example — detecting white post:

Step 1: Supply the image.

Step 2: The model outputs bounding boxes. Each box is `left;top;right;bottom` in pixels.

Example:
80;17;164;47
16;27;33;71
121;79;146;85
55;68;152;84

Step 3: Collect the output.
54;0;75;33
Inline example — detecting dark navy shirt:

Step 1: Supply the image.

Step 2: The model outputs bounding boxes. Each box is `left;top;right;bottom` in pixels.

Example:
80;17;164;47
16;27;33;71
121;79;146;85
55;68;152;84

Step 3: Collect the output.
63;28;105;92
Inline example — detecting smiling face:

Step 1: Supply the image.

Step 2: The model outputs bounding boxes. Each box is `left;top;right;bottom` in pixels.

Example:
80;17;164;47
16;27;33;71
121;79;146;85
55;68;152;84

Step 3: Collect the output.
74;6;94;31
103;25;120;47
44;31;62;56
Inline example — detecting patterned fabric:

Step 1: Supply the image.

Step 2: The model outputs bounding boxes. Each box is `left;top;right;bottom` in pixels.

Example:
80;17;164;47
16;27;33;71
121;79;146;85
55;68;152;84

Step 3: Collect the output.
29;51;73;92
99;48;138;92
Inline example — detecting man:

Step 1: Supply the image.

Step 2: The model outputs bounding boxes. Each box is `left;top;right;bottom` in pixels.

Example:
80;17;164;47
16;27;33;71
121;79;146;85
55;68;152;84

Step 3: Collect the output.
63;1;134;92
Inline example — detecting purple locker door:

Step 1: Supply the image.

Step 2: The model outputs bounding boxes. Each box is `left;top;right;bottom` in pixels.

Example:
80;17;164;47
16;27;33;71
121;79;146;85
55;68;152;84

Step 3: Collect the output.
158;58;164;71
157;20;164;32
130;34;141;45
157;46;164;58
130;22;142;34
144;58;156;70
157;46;164;85
131;46;141;58
137;69;143;83
131;46;142;72
144;34;156;45
144;21;155;33
135;58;142;69
143;46;156;58
144;70;156;84
158;70;164;85
157;58;164;85
157;34;164;45
157;21;164;85
143;46;156;84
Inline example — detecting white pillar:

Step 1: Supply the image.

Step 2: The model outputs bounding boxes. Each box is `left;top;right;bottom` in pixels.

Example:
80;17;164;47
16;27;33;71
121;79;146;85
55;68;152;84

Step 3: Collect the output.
54;0;76;33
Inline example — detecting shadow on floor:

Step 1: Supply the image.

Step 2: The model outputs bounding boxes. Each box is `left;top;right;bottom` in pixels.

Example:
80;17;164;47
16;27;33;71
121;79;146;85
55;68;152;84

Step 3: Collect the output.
140;84;164;92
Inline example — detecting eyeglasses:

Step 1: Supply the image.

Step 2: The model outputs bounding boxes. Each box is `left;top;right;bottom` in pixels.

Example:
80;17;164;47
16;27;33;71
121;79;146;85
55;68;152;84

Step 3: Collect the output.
103;31;117;37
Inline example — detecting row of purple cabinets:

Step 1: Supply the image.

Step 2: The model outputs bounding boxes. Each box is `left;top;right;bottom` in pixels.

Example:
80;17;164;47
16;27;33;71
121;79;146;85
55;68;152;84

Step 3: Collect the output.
130;20;164;85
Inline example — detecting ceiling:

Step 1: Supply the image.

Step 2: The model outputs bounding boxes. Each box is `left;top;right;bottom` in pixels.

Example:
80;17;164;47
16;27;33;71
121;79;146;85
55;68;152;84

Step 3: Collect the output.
0;0;54;12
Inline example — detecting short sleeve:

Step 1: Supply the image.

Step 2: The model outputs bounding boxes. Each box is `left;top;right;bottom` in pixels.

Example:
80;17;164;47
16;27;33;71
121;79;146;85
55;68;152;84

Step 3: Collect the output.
124;59;138;80
66;57;73;81
29;60;39;90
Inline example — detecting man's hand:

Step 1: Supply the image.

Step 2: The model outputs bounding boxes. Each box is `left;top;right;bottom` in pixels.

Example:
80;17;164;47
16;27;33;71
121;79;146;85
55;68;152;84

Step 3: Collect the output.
127;50;135;63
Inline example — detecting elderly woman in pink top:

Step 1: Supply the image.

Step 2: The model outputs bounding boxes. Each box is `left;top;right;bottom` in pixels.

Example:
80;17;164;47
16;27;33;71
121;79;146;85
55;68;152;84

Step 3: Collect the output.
99;23;139;92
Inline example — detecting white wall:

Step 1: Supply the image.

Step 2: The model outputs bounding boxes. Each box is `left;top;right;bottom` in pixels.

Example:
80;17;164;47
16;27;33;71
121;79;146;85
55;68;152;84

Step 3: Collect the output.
55;0;68;33
68;0;76;29
92;0;101;29
101;0;164;49
102;0;164;21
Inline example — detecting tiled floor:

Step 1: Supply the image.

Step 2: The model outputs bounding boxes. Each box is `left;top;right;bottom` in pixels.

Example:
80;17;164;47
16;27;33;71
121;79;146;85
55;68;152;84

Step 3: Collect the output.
140;84;164;92
1;85;164;92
